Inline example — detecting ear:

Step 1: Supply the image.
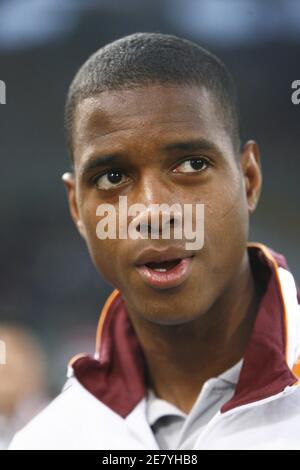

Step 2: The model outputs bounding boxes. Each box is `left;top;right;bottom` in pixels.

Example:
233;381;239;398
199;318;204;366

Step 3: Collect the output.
62;172;86;239
240;140;262;214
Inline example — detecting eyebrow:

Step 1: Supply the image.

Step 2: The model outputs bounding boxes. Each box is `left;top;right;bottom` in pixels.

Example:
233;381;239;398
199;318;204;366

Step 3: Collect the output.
79;138;222;179
162;138;221;154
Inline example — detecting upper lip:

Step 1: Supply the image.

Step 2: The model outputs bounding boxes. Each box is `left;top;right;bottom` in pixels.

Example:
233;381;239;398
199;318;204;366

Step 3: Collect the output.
134;246;195;266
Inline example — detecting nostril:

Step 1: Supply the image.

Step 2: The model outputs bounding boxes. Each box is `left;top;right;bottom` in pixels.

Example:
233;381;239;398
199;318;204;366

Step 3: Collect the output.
134;213;179;236
137;222;152;235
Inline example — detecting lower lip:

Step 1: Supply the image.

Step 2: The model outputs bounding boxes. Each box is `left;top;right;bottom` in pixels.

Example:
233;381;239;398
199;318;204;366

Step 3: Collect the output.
136;257;194;290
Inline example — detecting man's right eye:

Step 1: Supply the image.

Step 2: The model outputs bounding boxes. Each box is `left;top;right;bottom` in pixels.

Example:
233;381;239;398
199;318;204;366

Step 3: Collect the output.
94;170;129;190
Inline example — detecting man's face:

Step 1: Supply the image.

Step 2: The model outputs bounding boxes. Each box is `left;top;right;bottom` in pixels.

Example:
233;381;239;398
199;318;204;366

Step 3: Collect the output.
66;84;261;325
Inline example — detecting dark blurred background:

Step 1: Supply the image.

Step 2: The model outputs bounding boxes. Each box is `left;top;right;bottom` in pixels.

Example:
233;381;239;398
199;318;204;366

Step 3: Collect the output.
0;0;299;402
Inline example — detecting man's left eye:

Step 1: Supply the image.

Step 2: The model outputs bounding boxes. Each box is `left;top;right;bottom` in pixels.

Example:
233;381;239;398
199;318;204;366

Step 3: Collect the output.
172;158;210;174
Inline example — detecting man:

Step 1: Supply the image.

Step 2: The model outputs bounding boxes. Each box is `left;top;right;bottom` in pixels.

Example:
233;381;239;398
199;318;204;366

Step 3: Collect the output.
9;32;300;450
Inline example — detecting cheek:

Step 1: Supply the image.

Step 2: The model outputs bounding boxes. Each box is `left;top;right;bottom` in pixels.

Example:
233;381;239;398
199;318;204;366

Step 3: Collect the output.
187;172;248;247
206;170;247;229
78;197;132;288
202;179;249;274
209;189;247;231
78;201;118;283
87;236;122;285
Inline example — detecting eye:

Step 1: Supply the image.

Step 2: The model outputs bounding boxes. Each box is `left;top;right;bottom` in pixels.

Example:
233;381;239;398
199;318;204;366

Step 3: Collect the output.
94;169;129;190
173;157;210;174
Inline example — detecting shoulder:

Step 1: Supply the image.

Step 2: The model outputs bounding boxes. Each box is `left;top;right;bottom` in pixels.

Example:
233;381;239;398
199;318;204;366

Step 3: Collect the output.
9;377;117;450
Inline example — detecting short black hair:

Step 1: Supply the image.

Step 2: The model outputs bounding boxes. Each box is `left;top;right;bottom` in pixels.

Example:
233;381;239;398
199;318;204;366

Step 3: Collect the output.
65;32;241;163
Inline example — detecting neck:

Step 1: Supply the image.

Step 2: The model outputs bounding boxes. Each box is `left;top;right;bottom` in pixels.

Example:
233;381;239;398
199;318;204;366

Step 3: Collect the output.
126;250;263;414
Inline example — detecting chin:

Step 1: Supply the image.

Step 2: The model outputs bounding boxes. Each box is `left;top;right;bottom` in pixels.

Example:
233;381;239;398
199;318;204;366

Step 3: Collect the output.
137;292;204;326
144;310;201;327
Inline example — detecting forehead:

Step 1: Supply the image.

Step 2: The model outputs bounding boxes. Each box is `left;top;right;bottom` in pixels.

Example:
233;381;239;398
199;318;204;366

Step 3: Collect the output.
72;84;232;166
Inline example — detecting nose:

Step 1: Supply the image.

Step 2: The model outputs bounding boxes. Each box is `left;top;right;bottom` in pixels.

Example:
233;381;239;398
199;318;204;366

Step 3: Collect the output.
130;173;183;238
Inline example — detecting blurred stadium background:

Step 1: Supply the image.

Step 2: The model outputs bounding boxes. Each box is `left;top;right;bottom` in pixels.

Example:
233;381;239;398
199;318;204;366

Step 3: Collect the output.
0;0;299;447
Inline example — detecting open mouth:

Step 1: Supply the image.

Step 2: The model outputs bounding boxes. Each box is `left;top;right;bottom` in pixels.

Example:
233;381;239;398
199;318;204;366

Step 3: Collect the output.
145;258;182;272
136;256;194;290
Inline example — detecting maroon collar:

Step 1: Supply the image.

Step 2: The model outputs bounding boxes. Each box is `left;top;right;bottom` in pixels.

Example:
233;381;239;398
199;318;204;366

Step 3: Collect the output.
71;244;298;418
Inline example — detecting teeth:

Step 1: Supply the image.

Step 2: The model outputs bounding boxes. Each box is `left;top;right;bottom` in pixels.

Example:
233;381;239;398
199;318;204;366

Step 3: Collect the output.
153;268;167;272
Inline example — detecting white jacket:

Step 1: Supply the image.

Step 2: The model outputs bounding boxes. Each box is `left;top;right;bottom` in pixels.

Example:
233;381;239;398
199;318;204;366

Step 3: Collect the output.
9;243;300;450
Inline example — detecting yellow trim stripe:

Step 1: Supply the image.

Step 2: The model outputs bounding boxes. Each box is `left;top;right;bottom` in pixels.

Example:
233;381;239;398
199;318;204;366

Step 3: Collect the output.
68;289;120;367
68;352;88;367
95;289;120;355
292;358;300;379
